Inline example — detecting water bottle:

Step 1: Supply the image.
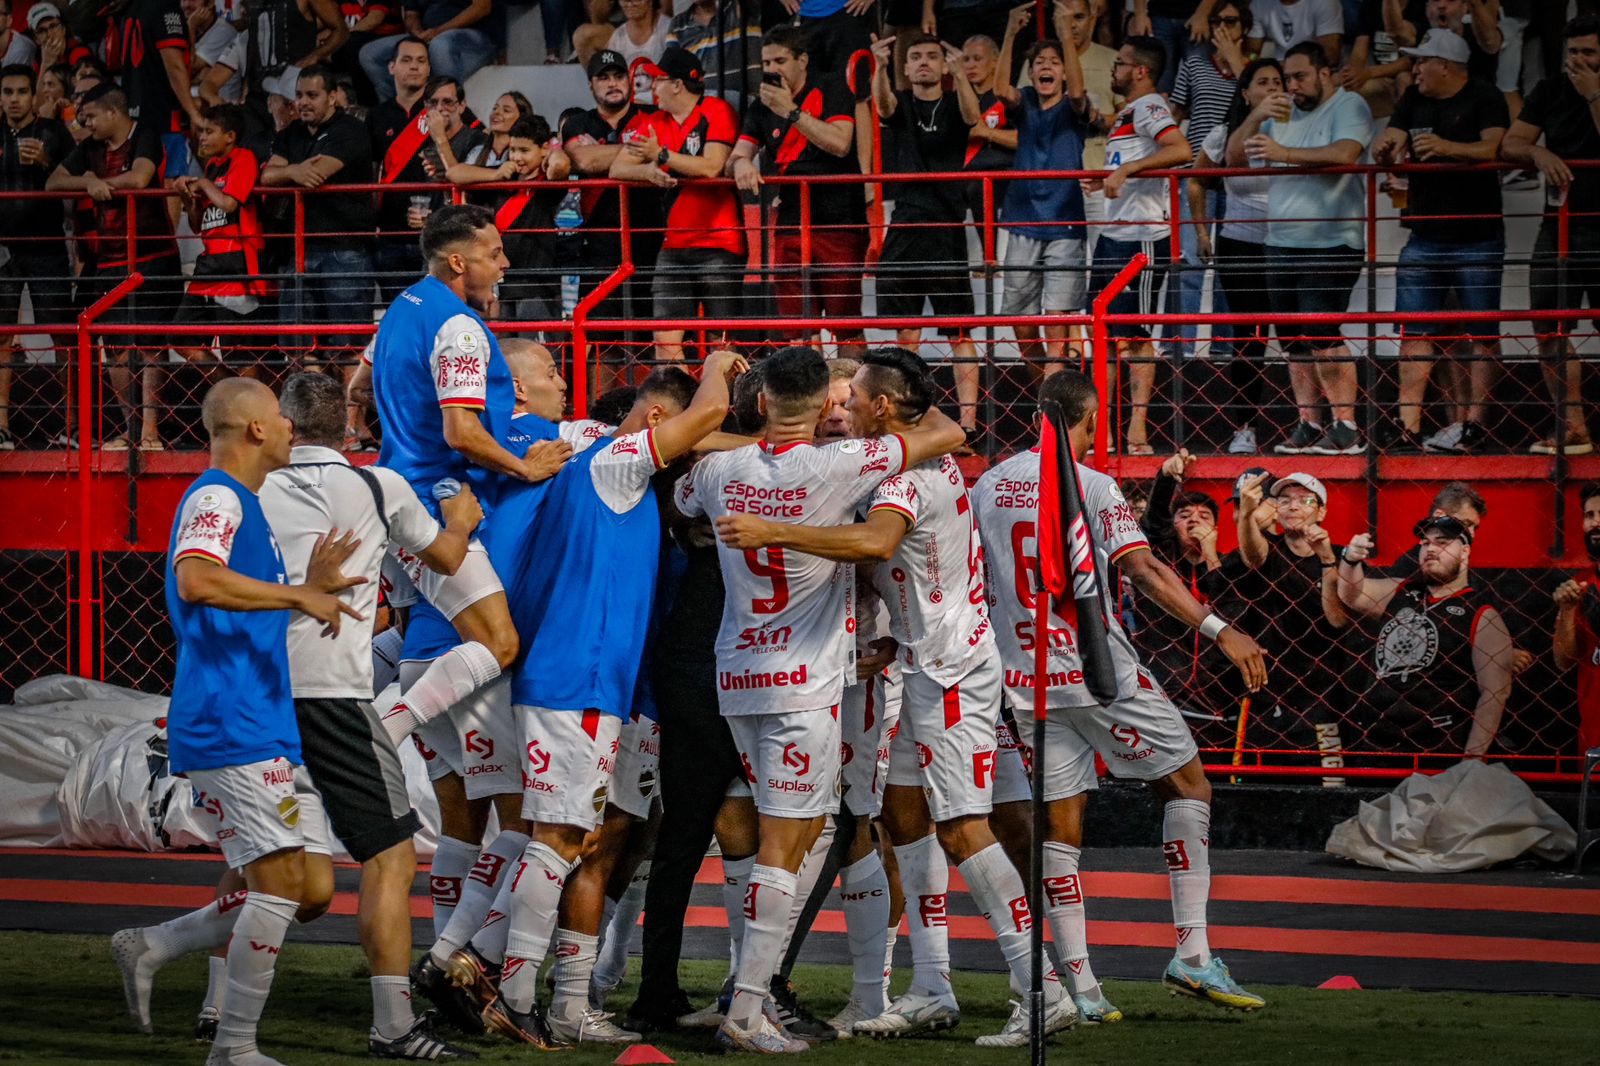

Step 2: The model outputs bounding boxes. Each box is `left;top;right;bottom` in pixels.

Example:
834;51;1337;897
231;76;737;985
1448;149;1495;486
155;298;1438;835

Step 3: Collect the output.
555;187;584;318
432;478;462;501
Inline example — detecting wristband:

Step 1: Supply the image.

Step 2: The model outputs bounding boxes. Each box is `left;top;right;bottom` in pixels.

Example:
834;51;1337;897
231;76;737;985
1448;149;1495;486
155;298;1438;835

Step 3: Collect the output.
657;148;670;167
786;107;803;123
1340;546;1365;565
1198;614;1229;641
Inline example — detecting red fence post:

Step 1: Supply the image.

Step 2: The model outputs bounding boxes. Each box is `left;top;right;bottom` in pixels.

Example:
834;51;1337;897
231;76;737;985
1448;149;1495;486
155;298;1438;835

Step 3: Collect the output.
570;265;635;420
1089;254;1148;473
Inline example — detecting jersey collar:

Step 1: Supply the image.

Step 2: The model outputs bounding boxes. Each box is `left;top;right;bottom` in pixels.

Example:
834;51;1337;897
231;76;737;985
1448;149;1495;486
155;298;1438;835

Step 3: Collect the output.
759;438;811;455
289;445;350;466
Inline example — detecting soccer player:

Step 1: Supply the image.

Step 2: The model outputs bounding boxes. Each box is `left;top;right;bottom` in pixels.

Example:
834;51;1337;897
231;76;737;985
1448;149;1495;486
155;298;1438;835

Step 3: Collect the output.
679;345;965;1053
127;378;362;1066
479;351;750;1047
972;369;1270;1015
713;348;1069;1047
368;205;571;752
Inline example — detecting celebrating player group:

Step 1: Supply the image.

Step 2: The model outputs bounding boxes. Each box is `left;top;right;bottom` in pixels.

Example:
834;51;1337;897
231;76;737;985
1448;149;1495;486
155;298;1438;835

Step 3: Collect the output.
124;205;1270;1064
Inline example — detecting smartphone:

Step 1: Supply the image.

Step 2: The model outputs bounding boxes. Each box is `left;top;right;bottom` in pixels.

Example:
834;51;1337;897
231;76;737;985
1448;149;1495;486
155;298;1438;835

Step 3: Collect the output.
762;72;783;87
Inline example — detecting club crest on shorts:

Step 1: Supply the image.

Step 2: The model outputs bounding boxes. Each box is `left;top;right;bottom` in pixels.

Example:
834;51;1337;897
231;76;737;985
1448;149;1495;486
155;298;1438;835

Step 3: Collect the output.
276;794;301;828
592;784;608;813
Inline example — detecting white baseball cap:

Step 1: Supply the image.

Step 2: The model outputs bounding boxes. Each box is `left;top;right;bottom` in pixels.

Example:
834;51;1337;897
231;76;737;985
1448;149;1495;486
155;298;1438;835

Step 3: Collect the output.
27;3;63;32
1401;28;1471;65
1271;473;1327;506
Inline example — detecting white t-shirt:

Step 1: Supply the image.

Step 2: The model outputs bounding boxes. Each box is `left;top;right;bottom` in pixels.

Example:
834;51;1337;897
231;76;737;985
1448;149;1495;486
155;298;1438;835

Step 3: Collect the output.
1101;92;1182;244
1261;87;1373;249
676;435;909;716
0;30;38;69
262;446;443;699
972;448;1146;711
1201;123;1270;246
608;16;672;103
865;455;995;688
1249;0;1343;55
194;19;245;104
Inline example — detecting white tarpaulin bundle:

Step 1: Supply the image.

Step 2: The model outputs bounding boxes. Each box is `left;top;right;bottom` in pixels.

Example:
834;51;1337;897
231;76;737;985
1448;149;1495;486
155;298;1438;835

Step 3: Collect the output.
0;675;440;858
1326;760;1576;873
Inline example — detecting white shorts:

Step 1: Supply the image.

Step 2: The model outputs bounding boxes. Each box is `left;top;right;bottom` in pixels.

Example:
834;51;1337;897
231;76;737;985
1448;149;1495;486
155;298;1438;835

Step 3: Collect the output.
401;669;521;799
840;668;901;818
416;540;503;621
886;657;1002;822
992;712;1032;807
1041;672;1200;802
611;714;662;819
189;759;331;869
518;706;623;831
726;708;842;819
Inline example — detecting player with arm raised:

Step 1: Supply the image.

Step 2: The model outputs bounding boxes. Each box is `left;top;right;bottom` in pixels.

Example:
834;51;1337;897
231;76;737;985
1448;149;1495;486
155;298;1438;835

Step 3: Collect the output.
972;369;1268;1016
714;347;1074;1047
677;346;965;1054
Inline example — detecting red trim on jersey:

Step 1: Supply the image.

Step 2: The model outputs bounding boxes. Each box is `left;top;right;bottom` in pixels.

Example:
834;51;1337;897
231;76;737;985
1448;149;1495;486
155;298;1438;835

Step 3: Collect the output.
645;428;667;469
1109;541;1150;564
438;398;486;409
890;433;908;473
1137;671;1154;691
173;549;226;566
1150;124;1180;141
156;36;189;50
759;439;810;455
831;704;839;720
1468;604;1494;644
581;709;601;740
868;502;916;527
942;684;961;730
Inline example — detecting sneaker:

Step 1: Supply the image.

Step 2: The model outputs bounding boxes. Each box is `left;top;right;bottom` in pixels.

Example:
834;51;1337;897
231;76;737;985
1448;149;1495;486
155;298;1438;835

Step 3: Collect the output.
1375;423;1424;453
715;1014;809;1054
625;987;696;1033
480;998;566;1049
1227;426;1258;455
768;977;836;1043
547;1005;641;1045
1530;433;1595;455
676;975;733;1028
851;987;961;1039
1421;421;1462;453
1458;422;1485;451
194;1006;220;1042
412;954;485;1036
973;994;1077;1048
370;1011;480;1060
111;927;158;1033
1272;421;1322;454
824;998;874;1040
52;431;78;449
1162;955;1266;1011
1072;989;1124;1024
0;426;14;451
1305;421;1362;455
442;946;500;1018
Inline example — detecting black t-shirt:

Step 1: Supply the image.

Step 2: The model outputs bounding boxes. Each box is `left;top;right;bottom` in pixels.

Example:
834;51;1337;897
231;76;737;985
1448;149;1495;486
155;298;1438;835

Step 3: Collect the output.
1389;78;1508;243
272;111;377;242
739;74;864;229
484;184;565;303
1521;74;1600;229
561;103;665;257
883;89;970;224
1462;26;1498;87
1;117;72;241
1362;579;1497;744
60;121;174;268
121;0;190;134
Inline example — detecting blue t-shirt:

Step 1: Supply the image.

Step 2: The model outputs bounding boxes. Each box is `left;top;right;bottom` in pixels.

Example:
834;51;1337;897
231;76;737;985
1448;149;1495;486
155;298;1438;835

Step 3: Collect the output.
165;470;298;773
798;0;844;16
1001;87;1088;242
371;275;515;522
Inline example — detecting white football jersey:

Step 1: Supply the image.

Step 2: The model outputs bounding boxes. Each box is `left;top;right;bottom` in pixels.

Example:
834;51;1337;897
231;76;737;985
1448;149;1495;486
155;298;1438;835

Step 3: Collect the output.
1101;92;1181;243
866;455;995;688
972;448;1145;710
676;435;908;716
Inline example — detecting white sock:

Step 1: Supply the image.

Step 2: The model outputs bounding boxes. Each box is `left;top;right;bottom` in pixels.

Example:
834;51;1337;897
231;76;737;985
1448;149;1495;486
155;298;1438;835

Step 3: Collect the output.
549;929;599;1019
726;864;797;1028
595;861;649;986
1042;842;1098;996
892;834;952;998
203;953;229;1013
777;822;834;964
431;829;528;964
214;893;298;1055
428;836;479;939
370;974;414;1041
370;626;405;693
882;925;898;998
467;863;517;965
958;844;1061;1003
380;641;500;745
838;853;890;1014
721;855;755;971
147;889;248;965
1164;799;1213;966
500;842;574;1013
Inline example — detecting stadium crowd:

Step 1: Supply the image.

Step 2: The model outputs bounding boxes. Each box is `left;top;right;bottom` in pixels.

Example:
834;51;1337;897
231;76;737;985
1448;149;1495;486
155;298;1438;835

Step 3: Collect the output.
1;2;1600;456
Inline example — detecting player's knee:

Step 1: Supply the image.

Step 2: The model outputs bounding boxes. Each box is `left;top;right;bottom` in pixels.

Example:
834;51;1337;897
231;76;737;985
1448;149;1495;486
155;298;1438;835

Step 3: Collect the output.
933;813;988;863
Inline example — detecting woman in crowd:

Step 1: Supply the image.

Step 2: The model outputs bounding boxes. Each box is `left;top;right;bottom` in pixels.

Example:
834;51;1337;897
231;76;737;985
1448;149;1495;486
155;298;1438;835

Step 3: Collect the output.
439;91;537;183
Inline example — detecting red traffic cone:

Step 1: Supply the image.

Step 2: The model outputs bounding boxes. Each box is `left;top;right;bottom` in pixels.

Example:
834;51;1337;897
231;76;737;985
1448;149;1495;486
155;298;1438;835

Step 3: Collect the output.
614;1045;675;1065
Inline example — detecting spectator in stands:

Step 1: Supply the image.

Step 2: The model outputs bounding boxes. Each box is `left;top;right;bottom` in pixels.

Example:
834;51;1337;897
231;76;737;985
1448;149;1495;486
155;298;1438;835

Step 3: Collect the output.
367;39;434;303
1125;1;1215;94
1061;0;1119;247
359;0;496;99
995;3;1090;373
611;48;745;363
611;0;672;102
792;0;874;75
185;0;245;107
1191;57;1281;454
1229;469;1350;763
439;90;532;181
1228;41;1372;457
574;0;618;67
1552;482;1600;756
1086;35;1192;454
420;75;489;206
1501;14;1600;457
1337;0;1421;119
1338;515;1513;758
173;104;275;371
1496;0;1528;123
1424;0;1500;86
0;64;72;451
36;63;73;122
871;34;984;438
959;32;1018;211
485;116;568;323
334;2;404;97
47;83;181;452
245;0;349;129
261;65;377;373
1370;29;1506;456
668;0;762;104
26;4;91;71
729;26;867;358
120;0;206;204
0;1;37;67
1247;0;1342;66
330;71;369;121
